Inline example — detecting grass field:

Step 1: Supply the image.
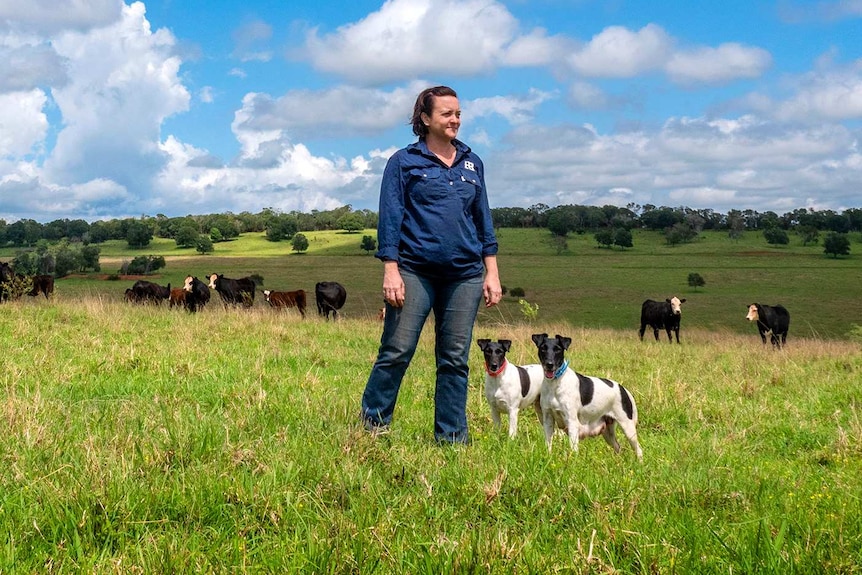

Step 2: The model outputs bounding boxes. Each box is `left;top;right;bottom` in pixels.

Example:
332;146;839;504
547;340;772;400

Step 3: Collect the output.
4;228;859;340
1;298;860;573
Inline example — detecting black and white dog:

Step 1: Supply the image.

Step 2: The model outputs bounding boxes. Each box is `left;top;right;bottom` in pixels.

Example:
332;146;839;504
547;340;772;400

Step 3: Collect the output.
531;333;643;460
477;338;544;438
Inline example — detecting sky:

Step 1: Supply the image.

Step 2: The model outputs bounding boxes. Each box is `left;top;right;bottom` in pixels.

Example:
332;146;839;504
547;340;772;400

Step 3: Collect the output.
2;0;862;223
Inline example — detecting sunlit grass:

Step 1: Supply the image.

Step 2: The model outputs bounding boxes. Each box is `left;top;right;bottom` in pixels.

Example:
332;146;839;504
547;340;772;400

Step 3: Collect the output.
1;298;860;572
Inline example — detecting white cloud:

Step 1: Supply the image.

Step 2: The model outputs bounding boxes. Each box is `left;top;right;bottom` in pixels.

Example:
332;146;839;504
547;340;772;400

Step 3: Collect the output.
44;2;190;192
466;89;554;125
0;89;48;157
303;0;517;84
666;43;772;85
568;24;672;78
0;0;123;35
0;41;68;92
501;27;570;67
232;82;425;139
568;82;608;110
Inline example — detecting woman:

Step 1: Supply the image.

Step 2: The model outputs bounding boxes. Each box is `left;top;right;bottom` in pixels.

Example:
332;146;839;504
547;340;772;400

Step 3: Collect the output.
360;85;502;444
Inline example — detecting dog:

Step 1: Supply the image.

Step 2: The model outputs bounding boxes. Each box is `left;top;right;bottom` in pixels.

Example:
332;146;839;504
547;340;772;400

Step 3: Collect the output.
531;333;643;460
477;338;544;438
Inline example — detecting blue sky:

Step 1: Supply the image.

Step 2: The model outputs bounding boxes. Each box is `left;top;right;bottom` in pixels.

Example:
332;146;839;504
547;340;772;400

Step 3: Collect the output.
2;0;862;222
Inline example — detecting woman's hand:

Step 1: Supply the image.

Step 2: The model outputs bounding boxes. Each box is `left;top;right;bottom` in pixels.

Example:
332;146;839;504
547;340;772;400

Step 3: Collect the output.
482;255;502;308
382;261;405;308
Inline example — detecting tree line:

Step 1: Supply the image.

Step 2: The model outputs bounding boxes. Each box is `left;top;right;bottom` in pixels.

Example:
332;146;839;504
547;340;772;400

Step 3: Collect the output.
1;203;859;254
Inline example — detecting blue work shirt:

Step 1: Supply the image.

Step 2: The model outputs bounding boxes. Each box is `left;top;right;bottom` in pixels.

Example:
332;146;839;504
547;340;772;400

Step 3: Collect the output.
375;138;498;280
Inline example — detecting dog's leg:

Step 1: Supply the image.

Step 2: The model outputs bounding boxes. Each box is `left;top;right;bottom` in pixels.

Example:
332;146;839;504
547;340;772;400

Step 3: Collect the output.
566;413;580;452
507;407;519;438
543;410;555;451
617;419;643;461
489;404;502;429
531;400;543;425
601;419;621;453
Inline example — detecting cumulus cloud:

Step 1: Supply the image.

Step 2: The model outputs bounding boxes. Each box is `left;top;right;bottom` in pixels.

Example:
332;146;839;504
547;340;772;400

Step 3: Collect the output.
0;89;48;157
501;27;571;67
666;43;773;85
0;42;68;92
303;0;517;84
0;0;123;35
232;82;425;139
231;18;273;62
44;2;190;193
466;89;555;125
568;24;672;78
485;116;862;213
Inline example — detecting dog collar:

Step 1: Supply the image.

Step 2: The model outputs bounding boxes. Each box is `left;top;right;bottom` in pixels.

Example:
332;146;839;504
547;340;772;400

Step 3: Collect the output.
485;359;507;377
547;359;568;379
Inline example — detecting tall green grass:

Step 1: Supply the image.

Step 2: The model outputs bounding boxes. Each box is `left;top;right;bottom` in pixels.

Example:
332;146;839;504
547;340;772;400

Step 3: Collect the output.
2;298;860;572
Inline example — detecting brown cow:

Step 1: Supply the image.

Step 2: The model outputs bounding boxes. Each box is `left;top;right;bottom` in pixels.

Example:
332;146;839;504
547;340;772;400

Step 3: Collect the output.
263;289;307;318
169;287;186;308
27;274;54;299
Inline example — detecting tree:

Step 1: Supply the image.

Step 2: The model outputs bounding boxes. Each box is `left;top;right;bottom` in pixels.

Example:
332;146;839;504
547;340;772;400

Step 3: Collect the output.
126;220;153;248
797;225;820;246
360;235;377;254
687;272;705;291
291;233;309;253
823;232;850;258
338;213;366;233
613;228;633;249
196;234;214;254
175;224;200;248
763;227;789;246
594;228;614;248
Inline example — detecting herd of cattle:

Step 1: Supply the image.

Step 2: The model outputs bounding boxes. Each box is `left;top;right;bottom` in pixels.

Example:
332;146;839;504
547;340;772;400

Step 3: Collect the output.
3;261;791;345
122;272;348;319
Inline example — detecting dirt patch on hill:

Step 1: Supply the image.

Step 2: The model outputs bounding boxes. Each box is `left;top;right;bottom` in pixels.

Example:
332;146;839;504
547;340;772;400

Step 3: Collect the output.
61;274;162;281
738;251;775;256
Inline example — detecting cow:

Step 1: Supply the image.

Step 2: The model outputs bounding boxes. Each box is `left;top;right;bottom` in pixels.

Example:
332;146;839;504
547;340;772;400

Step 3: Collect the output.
124;288;138;303
208;273;256;307
169;287;186;309
131;280;171;304
315;281;347;320
182;275;211;313
263;289;307;317
26;274;54;299
639;297;687;344
0;262;14;302
746;303;790;349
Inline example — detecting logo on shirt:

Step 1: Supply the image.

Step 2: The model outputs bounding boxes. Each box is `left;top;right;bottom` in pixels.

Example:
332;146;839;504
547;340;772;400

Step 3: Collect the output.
464;160;476;172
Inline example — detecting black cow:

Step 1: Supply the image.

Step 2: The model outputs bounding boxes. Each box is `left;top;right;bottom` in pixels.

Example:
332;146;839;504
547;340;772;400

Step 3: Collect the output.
27;275;54;299
746;303;790;349
639;297;686;344
208;273;256;307
315;281;347;320
182;275;211;313
0;262;14;302
131;280;171;304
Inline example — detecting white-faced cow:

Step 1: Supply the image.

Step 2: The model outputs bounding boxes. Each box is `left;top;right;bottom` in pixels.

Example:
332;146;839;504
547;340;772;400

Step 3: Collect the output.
746;303;790;349
208;273;256;307
639;297;686;344
315;281;347;320
182;275;211;313
263;289;307;317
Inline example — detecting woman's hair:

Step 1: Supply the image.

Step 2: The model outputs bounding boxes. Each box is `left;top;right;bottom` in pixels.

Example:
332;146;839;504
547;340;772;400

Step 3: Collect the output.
411;85;457;138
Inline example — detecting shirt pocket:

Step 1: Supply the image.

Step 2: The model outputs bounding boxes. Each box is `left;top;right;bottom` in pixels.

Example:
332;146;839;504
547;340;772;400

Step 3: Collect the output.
407;167;447;205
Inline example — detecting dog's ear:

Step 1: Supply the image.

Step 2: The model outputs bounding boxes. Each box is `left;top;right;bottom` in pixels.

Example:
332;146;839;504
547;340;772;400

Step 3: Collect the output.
555;335;572;350
499;339;511;351
476;338;490;350
531;333;547;346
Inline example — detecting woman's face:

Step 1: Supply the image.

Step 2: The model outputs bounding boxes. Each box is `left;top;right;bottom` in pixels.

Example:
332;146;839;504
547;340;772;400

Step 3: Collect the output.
422;95;461;141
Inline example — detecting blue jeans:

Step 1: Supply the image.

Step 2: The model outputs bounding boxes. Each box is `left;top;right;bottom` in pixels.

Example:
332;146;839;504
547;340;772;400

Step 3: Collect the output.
361;269;484;444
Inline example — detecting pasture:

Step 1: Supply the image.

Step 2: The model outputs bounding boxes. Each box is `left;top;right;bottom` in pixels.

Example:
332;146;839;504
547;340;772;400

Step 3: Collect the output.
3;228;861;340
0;299;860;572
